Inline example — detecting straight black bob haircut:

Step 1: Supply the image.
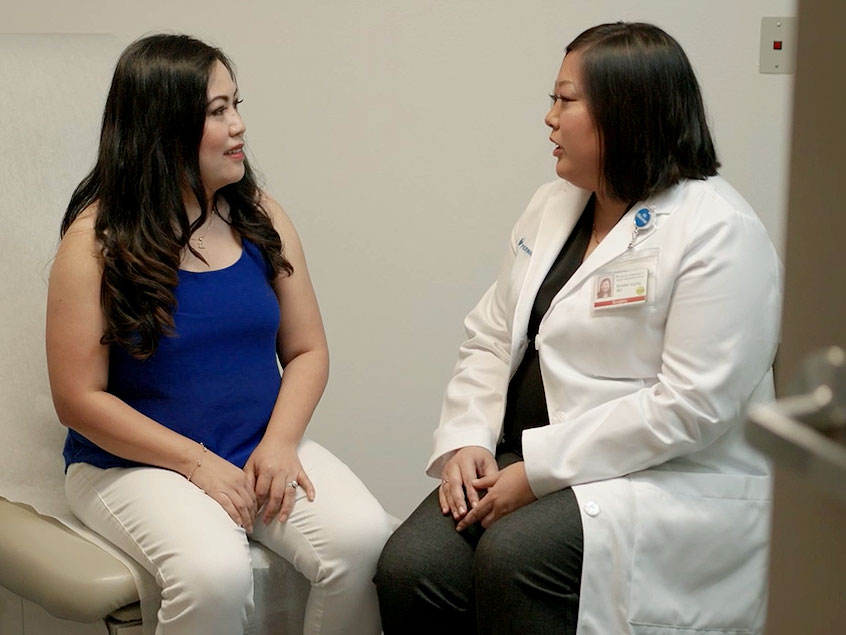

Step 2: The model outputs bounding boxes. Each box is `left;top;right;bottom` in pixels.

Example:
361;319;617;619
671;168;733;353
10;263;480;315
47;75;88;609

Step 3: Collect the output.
567;22;720;203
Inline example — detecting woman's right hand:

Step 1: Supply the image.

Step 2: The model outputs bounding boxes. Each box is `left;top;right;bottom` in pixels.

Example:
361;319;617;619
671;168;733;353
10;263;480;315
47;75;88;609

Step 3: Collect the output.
438;446;497;521
190;450;258;533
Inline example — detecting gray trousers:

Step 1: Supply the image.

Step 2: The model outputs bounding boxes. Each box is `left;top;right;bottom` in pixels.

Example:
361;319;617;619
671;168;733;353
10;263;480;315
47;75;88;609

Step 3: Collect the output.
375;451;583;635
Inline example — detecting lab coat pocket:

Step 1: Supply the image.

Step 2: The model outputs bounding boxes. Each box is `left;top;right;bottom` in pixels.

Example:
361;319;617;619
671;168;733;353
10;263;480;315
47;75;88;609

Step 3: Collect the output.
572;302;663;379
627;471;770;633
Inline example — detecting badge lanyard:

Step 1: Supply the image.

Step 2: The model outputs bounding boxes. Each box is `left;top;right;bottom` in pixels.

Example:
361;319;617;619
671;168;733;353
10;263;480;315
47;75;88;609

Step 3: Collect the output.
592;206;657;312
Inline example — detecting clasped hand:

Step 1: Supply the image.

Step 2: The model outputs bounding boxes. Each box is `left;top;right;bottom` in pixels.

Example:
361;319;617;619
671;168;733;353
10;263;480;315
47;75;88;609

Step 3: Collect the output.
439;447;537;531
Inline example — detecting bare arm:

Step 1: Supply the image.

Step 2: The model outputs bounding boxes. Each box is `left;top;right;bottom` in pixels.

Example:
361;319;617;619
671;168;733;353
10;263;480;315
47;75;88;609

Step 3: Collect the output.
244;193;330;523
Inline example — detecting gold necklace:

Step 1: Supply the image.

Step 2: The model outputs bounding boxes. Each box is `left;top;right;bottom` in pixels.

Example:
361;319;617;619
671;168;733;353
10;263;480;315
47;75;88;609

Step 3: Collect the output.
191;209;216;249
591;223;608;244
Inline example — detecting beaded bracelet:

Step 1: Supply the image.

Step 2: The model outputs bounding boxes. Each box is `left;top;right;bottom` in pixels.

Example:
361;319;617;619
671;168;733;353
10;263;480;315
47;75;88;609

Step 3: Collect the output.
186;442;207;482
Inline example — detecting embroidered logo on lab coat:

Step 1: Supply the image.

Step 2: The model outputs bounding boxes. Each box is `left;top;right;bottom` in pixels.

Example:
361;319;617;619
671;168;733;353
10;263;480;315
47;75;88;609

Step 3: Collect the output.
517;238;533;256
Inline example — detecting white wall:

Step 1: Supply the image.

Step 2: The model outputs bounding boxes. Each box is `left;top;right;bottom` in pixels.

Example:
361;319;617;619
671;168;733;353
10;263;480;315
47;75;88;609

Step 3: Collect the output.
5;0;796;518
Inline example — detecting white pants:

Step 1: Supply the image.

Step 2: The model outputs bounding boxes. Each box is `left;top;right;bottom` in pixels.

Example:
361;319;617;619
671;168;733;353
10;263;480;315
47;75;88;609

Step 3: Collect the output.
65;439;394;635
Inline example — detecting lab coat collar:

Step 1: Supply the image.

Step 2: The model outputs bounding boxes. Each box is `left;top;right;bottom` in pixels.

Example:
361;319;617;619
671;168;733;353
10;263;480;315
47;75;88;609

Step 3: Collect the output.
555;182;683;298
510;180;685;348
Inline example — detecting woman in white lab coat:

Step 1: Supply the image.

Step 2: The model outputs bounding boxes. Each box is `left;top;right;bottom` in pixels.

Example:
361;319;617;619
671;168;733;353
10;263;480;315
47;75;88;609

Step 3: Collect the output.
375;22;781;635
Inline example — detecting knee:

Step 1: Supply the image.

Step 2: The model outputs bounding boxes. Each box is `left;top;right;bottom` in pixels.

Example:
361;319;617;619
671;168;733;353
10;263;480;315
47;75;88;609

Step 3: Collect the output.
341;507;395;562
473;522;526;584
376;518;478;632
165;542;253;617
374;528;407;591
374;522;441;595
315;507;395;585
473;517;582;598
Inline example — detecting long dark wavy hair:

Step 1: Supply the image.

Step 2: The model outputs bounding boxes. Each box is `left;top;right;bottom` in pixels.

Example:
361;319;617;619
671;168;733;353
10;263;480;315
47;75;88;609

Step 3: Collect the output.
61;34;292;360
566;22;720;203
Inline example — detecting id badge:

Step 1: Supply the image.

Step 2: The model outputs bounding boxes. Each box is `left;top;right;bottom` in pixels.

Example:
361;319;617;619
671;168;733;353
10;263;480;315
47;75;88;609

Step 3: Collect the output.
592;249;659;313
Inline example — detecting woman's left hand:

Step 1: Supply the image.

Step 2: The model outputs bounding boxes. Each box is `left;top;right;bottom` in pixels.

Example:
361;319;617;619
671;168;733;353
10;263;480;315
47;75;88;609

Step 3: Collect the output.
455;461;537;531
244;442;315;525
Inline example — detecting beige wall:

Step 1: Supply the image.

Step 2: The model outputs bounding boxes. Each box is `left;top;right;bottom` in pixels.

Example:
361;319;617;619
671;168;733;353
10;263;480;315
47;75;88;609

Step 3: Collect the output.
4;0;797;517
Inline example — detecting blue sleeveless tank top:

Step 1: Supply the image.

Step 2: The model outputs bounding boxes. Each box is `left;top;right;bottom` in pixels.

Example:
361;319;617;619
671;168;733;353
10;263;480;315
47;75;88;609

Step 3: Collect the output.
63;239;281;470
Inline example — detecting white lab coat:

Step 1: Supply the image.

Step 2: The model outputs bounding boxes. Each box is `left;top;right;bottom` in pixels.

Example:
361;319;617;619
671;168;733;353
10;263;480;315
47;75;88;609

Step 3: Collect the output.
426;176;782;634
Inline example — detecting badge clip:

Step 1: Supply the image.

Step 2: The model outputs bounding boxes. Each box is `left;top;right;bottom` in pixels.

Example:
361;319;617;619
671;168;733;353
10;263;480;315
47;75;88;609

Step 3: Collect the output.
627;207;654;249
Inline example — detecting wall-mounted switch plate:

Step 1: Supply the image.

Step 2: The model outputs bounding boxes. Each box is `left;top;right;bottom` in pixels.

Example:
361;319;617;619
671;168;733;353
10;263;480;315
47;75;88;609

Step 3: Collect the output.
760;17;797;74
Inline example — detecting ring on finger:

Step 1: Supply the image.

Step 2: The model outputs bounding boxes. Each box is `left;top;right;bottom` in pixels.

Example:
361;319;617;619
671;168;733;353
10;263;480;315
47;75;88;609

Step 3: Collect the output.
441;479;449;486
287;481;298;489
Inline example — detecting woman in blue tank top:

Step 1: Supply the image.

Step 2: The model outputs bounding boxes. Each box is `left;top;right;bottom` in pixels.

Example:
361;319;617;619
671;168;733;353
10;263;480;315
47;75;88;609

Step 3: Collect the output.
46;33;393;635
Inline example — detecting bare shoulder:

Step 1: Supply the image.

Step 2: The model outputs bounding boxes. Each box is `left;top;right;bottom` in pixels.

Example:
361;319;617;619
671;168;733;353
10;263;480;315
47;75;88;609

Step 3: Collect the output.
61;204;97;241
54;204;102;275
258;190;298;241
